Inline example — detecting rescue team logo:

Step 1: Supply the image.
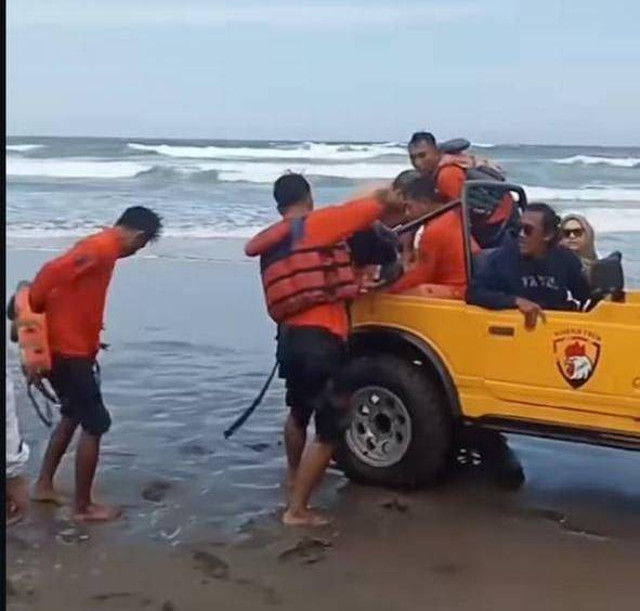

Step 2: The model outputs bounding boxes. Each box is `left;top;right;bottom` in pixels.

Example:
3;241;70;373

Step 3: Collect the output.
553;329;602;389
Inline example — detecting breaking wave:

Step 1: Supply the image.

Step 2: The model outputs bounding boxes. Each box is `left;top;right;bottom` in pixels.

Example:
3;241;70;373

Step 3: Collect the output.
523;185;640;203
6;144;46;152
128;141;406;161
7;158;153;179
553;155;640;168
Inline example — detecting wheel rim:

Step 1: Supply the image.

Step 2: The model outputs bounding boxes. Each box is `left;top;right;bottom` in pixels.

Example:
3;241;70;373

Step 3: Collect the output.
345;386;412;468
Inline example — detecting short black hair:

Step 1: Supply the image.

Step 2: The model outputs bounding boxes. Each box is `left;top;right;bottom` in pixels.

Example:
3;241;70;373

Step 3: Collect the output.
392;169;420;193
273;173;311;212
404;175;438;202
408;131;437;149
115;206;163;242
527;202;561;238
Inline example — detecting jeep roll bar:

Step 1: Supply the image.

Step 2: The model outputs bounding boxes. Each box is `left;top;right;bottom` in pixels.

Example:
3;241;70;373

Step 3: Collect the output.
394;198;462;237
392;180;527;286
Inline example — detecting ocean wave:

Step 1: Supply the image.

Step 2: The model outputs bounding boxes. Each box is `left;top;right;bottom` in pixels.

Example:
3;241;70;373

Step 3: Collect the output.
524;185;640;203
7;158;153;179
471;143;495;148
553;155;640;168
6;223;265;240
9;156;640;199
6;157;408;182
128;141;406;161
7;206;640;241
210;161;408;182
6;144;46;152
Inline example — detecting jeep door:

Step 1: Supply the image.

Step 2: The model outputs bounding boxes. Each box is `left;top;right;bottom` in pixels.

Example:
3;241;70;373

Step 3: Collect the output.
476;300;640;435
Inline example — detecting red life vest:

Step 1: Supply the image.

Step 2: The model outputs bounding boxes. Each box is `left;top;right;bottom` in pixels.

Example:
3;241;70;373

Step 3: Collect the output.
245;218;360;324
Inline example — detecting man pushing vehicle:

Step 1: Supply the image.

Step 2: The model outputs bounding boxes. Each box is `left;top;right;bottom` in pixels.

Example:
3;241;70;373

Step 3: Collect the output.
245;173;404;526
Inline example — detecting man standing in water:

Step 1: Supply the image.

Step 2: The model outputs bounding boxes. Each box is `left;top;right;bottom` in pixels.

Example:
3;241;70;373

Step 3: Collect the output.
246;174;403;526
28;207;162;522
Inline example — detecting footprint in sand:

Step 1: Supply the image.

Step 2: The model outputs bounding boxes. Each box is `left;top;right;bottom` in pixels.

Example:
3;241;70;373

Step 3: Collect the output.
278;536;333;565
191;550;230;580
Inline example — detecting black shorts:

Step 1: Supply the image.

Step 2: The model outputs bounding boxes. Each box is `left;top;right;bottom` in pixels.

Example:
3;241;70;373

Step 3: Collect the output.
276;326;349;443
49;357;111;436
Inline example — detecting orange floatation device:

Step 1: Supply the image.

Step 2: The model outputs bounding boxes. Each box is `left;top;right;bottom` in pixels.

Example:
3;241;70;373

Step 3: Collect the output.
8;281;58;426
13;282;52;380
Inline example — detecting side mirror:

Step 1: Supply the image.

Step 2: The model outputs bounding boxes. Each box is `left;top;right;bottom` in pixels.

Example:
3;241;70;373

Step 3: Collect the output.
462;181;527;250
590;251;625;302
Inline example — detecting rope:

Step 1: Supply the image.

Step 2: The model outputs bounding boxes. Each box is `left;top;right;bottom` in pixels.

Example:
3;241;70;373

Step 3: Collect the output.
224;361;279;439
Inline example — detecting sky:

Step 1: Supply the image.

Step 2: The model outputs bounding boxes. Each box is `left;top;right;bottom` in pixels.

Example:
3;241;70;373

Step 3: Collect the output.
7;0;640;145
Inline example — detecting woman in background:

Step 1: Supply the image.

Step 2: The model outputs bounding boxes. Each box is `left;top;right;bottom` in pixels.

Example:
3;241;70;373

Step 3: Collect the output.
560;214;598;281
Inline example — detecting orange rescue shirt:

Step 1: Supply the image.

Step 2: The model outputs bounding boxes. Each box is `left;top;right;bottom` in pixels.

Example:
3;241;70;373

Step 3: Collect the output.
390;208;479;293
284;198;383;339
29;228;123;358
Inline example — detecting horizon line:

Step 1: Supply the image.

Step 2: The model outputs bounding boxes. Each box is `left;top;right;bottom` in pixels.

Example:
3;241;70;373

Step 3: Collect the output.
6;134;640;149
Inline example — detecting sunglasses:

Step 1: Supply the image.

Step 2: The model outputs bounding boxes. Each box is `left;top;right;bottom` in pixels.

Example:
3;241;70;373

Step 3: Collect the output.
562;227;584;239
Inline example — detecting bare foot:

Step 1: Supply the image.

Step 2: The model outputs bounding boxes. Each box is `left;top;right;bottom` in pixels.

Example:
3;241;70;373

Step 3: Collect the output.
6;504;27;526
282;484;312;511
73;503;123;523
282;508;332;527
32;482;67;506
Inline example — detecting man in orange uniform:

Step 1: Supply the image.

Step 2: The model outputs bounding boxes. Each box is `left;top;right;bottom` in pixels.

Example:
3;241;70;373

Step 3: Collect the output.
408;132;515;247
28;207;162;522
390;175;478;294
246;174;403;526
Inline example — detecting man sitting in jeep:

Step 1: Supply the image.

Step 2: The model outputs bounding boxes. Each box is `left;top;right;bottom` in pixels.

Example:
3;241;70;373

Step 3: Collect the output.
408;131;517;248
468;203;591;329
389;175;479;295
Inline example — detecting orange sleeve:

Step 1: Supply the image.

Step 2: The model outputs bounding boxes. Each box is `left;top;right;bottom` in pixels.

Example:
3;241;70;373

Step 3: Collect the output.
29;244;102;313
437;166;466;202
389;228;440;293
301;198;383;248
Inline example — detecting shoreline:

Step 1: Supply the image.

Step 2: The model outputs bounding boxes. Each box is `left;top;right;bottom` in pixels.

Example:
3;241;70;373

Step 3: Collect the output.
8;446;640;610
6;239;640;611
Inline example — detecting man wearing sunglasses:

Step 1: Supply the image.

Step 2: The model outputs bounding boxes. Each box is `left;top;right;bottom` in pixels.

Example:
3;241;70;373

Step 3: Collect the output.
468;203;590;329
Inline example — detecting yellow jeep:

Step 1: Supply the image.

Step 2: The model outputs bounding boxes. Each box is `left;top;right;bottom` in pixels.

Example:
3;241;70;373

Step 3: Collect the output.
337;182;640;487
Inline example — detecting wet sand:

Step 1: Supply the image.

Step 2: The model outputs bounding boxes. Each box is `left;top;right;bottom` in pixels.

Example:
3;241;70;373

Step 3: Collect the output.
6;238;640;610
7;454;640;611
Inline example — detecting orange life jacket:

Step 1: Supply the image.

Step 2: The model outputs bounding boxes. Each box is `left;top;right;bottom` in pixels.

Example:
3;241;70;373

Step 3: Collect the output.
245;218;360;324
438;152;505;182
13;282;52;380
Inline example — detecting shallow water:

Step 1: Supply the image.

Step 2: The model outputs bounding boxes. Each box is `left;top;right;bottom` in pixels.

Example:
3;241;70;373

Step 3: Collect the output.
6;241;640;548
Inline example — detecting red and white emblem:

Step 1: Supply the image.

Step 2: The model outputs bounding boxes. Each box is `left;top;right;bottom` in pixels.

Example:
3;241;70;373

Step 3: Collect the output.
553;330;602;389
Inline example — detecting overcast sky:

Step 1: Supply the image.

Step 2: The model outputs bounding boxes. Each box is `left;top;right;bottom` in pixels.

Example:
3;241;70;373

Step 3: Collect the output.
7;0;640;144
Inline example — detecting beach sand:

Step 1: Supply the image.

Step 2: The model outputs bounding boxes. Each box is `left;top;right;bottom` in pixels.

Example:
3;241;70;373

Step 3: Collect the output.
6;239;640;610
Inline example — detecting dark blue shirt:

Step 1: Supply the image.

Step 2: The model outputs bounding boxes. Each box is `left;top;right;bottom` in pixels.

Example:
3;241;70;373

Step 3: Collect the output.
468;238;590;310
